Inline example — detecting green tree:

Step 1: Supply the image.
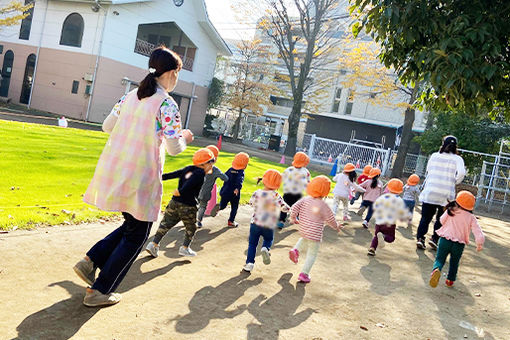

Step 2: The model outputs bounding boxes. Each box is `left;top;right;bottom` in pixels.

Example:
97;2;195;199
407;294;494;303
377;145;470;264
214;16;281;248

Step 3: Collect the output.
349;0;510;113
207;77;225;110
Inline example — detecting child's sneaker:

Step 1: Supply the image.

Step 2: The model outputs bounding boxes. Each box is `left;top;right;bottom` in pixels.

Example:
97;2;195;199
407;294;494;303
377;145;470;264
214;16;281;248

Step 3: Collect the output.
261;247;271;265
289;249;299;264
83;288;121;307
416;238;426;250
145;242;159;258
343;215;351;222
210;204;220;217
362;220;369;228
277;221;285;229
445;279;454;287
73;258;96;286
178;246;197;257
197;221;203;228
428;239;438;250
377;232;385;248
367;247;376;256
429;268;441;288
243;262;254;272
227;221;239;228
298;272;311;283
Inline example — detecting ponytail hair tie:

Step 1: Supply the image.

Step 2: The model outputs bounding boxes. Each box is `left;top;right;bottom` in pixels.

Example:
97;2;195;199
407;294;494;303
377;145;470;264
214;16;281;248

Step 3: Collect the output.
149;67;156;74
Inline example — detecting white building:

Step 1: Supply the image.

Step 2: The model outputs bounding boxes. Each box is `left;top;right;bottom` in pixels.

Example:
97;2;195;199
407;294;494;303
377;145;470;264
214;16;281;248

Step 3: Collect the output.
0;0;231;133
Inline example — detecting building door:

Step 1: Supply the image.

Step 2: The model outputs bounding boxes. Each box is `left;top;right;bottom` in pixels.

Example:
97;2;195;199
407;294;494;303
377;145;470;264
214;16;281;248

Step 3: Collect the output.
20;54;36;104
0;50;14;98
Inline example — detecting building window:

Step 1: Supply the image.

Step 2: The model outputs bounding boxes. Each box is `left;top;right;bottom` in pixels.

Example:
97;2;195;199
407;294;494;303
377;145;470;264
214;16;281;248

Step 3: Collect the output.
332;88;342;112
345;90;354;115
270;95;293;108
60;13;84;47
19;0;34;40
71;80;79;94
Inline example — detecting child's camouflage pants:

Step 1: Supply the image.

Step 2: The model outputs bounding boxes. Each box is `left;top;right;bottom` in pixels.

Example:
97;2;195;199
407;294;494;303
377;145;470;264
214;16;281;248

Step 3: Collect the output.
153;200;198;247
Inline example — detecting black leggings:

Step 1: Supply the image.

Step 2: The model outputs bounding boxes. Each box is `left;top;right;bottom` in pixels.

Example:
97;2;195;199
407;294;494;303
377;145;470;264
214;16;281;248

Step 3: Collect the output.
416;203;444;242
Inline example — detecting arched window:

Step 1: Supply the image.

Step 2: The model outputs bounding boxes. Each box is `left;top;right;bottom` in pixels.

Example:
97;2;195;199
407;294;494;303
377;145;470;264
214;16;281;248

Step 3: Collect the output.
60;13;84;47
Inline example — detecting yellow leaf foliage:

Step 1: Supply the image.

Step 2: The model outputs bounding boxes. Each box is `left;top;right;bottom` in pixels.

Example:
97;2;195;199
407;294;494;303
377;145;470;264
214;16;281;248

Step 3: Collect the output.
0;1;33;27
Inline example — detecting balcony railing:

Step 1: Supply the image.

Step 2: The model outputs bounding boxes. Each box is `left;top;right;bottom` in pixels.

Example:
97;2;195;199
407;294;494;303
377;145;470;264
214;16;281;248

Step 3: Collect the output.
134;38;194;72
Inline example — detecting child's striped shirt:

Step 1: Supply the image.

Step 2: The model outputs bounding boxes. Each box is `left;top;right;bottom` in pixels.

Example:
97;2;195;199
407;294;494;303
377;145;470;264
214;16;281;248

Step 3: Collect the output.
290;197;339;241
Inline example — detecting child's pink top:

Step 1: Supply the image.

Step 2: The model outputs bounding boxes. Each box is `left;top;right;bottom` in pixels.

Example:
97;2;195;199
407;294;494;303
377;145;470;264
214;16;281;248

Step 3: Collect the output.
290;197;338;242
359;179;383;202
436;209;485;246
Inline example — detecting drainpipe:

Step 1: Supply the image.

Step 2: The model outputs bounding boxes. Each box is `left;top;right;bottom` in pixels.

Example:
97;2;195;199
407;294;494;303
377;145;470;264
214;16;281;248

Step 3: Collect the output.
184;82;196;129
85;0;107;122
27;0;49;109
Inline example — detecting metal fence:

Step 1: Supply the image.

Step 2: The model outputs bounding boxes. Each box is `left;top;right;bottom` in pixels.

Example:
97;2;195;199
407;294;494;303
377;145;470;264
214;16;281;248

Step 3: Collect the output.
476;161;510;214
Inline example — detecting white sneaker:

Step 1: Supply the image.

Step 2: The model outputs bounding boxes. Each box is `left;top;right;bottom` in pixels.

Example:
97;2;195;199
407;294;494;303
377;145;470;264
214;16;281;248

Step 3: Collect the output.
145;242;159;258
377;232;385;248
243;263;254;272
261;247;271;265
362;221;369;228
179;246;197;257
83;289;121;307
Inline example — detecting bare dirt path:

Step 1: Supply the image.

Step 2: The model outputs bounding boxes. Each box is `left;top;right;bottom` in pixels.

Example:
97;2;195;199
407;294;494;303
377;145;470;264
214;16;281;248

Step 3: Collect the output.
1;203;509;339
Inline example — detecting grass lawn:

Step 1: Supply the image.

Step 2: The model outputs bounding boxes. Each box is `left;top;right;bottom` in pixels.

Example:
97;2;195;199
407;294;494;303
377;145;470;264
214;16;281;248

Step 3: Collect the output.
0;120;318;230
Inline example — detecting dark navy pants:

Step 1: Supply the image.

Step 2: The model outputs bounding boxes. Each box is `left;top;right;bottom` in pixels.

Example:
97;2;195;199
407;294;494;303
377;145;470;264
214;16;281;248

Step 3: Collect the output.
246;223;274;264
219;193;240;222
87;212;152;294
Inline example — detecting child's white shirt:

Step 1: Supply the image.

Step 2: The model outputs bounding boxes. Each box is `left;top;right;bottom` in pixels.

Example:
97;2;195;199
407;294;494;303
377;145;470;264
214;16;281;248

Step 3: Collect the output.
332;173;365;198
282;166;311;194
250;189;290;228
373;193;410;225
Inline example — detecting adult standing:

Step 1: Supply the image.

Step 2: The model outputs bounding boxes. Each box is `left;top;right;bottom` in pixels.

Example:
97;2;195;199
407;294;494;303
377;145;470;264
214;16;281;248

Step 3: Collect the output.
416;135;466;250
73;47;193;307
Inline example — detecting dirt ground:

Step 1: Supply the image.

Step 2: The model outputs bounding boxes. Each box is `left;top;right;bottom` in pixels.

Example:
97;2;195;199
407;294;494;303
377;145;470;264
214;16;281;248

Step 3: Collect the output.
1;201;509;340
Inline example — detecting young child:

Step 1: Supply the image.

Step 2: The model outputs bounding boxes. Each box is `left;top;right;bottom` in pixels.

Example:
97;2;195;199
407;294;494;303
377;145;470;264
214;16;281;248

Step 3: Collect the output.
196;145;228;228
213;152;250;227
350;165;372;204
243;169;290;272
145;148;215;258
278;152;311;229
402;174;420;227
332;163;365;221
288;176;341;283
358;168;384;228
367;179;410;256
429;191;484;288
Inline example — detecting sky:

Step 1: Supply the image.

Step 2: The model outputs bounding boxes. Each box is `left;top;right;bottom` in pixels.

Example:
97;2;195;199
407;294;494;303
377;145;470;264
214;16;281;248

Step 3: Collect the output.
204;0;257;41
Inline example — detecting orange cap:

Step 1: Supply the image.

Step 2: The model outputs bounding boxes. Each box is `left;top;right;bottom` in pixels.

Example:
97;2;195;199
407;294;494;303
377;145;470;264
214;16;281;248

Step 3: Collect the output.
343;163;356;172
368;168;381;178
206;145;219;159
407;174;420;186
262;169;282;190
292;152;310;168
363;165;373;175
456;190;475;211
306;175;331;198
192;148;215;166
232;152;250;170
387;178;404;194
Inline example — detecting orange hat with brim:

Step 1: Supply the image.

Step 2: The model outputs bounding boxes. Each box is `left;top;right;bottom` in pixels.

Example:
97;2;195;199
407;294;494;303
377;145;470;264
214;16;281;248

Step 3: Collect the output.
206;145;219;159
407;174;420;186
368;168;381;178
456;190;475;211
292;152;310;168
343;163;356;172
387;178;404;194
232;152;250;170
193;148;215;166
363;165;373;175
262;169;282;190
306;175;331;198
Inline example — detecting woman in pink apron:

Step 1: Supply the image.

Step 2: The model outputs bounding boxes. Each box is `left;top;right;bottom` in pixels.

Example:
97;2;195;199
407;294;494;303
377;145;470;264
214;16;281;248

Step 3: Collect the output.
73;47;193;307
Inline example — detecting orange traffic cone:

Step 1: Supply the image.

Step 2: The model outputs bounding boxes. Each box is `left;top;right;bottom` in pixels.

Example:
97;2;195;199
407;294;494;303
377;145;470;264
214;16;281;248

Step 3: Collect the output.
216;135;222;150
328;154;333;163
279;155;285;164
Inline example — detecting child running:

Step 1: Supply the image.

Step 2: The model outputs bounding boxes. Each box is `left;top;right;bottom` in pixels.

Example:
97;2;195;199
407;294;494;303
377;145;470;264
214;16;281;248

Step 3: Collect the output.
429;191;484;288
277;152;311;229
213;152;250;227
350;165;372;204
402;174;421;227
332;163;365;221
358;168;383;228
243;169;290;272
145;148;215;258
288;176;341;283
196;145;228;228
367;179;410;256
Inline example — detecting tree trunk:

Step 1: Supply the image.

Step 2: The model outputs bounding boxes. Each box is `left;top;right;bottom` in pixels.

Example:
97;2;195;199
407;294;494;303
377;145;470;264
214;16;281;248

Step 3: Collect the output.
390;86;418;178
232;108;243;142
284;96;303;156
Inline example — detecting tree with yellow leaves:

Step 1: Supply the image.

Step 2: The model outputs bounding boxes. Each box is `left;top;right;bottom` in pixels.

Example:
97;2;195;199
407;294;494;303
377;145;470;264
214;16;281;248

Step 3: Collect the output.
0;1;33;28
338;35;421;177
